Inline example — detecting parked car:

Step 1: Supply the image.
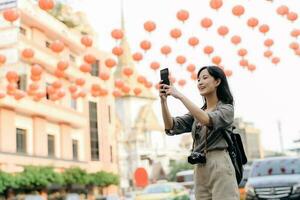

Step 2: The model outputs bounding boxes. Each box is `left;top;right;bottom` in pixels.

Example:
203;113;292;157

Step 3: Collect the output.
245;156;300;200
135;181;190;200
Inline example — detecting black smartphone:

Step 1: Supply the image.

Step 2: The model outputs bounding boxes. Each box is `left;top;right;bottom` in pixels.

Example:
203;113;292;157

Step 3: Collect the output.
160;68;170;85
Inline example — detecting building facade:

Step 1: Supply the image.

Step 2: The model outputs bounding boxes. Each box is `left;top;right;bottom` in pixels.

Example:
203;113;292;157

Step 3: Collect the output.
0;0;118;183
234;118;264;160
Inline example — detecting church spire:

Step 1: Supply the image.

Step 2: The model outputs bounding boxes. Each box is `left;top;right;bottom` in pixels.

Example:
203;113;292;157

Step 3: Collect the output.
113;0;155;99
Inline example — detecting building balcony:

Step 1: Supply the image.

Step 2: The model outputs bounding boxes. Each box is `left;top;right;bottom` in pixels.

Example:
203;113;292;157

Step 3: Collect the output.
19;0;85;54
0;95;87;128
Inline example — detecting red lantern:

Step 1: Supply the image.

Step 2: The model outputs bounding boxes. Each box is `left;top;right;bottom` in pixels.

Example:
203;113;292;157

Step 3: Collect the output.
290;29;300;38
170;28;182;40
231;35;241;45
6;71;18;83
178;79;186;87
54;70;65;78
57;60;69;71
84;54;96;64
81;35;93;47
186;64;196;72
14;90;26;100
0;92;6;99
80;63;92;73
75;78;85;86
150;61;160;71
144;21;156;33
3;9;19;22
29;83;39;91
169;76;176;84
99;89;108;97
78;90;88;98
134;88;142;96
264;50;273;58
210;0;223;11
212;56;222;65
132;52;143;62
112;46;123;56
112;90;122;97
123;67;133;77
176;9;189;23
232;5;245;17
145;81;153;89
248;64;256;72
99;72;110;81
188;37;199;48
259;24;270;35
272;57;280;65
68;85;77;93
105;58;117;68
7;83;17;94
22;48;34;58
203;46;214;56
38;0;54;11
50;40;64;53
289;42;299;50
247;17;259;29
277;5;289;16
115;79;124;88
239;59;248;67
287;12;298;22
176;55;186;65
140;40;151;52
217;26;229;37
121;85;130;94
31;64;43;76
160;45;172;57
0;54;6;65
31;75;41;82
111;29;124;40
46;86;55;95
264;39;274;48
137;76;146;84
224;69;232;77
57;89;66;98
238;48;248;57
201;18;213;30
52;81;62;89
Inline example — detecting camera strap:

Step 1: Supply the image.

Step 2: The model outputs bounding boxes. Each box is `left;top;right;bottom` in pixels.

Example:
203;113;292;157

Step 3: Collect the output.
192;125;209;154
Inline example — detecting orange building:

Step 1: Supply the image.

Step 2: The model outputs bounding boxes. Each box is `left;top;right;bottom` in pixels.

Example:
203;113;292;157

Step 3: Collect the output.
0;0;118;188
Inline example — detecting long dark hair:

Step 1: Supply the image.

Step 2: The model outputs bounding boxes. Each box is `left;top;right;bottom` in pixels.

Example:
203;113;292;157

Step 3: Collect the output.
197;66;234;107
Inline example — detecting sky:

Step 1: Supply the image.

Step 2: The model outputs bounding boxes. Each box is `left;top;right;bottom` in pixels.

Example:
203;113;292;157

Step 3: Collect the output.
67;0;300;152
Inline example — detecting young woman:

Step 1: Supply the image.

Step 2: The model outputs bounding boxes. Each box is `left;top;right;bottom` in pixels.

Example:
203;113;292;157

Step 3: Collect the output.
159;66;239;200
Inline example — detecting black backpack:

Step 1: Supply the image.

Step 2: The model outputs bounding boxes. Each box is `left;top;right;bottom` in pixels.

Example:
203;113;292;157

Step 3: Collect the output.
222;127;248;184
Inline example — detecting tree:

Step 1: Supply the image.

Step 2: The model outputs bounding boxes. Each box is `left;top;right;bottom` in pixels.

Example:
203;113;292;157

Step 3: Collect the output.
0;171;13;194
62;167;89;186
167;161;193;182
88;171;119;187
15;166;63;192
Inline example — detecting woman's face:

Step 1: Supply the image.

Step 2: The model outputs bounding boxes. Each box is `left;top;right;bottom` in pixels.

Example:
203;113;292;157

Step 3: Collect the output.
197;69;220;96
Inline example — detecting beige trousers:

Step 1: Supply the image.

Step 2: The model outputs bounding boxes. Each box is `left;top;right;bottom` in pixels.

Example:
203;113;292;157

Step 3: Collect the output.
194;149;240;200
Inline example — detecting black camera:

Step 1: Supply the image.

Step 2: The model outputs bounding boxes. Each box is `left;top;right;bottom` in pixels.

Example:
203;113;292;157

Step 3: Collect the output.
188;151;207;165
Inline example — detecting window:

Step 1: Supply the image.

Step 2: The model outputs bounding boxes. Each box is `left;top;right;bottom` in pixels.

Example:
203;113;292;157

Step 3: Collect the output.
47;135;55;157
108;105;111;124
17;75;27;91
45;41;50;48
72;139;79;160
90;60;99;77
16;128;26;153
46;83;50;100
70;98;77;110
69;54;76;62
20;27;26;35
110;145;113;163
89;102;99;160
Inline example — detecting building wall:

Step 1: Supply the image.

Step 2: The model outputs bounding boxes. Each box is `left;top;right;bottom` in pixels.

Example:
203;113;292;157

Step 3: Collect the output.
0;0;118;177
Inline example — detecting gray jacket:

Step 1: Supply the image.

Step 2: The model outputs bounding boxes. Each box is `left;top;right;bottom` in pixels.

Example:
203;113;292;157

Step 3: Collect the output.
165;101;234;152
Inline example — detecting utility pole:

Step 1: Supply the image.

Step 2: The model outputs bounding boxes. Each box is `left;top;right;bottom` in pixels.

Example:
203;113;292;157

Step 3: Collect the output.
277;120;284;153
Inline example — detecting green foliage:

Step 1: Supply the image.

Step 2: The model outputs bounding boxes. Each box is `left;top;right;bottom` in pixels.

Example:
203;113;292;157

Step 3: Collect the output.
0;171;14;193
88;171;119;187
167;161;193;182
62;167;89;186
15;166;63;190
